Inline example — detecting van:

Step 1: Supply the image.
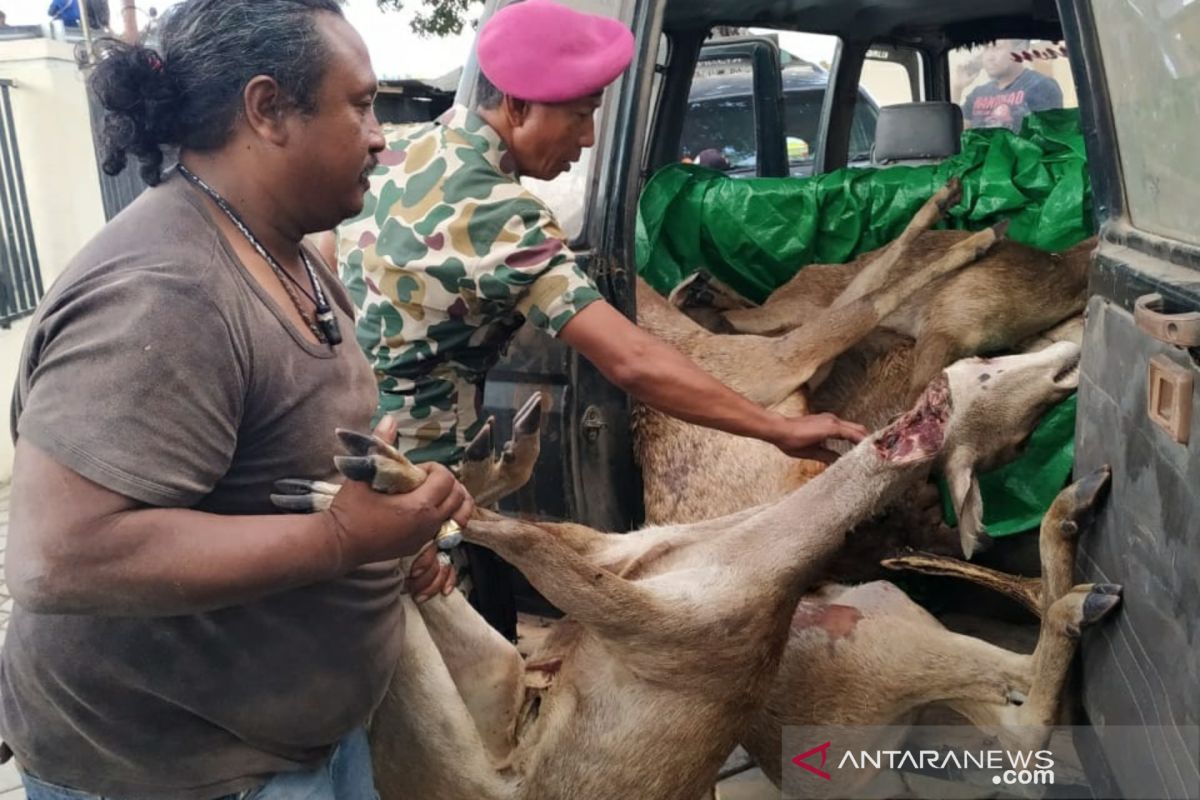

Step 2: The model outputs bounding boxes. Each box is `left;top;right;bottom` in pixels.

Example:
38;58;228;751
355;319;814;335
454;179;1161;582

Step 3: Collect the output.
457;2;1200;796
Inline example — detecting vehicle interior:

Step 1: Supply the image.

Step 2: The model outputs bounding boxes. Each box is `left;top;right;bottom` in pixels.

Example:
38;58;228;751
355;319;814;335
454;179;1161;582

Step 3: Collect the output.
647;0;1073;180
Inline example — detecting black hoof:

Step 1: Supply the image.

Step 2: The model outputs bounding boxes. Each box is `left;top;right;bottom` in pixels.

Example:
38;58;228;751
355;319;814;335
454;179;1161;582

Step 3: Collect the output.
465;419;495;462
270;493;320;513
335;455;378;483
273;478;318;495
939;178;963;211
1082;585;1123;625
515;393;543;434
337;429;378;457
1070;466;1112;515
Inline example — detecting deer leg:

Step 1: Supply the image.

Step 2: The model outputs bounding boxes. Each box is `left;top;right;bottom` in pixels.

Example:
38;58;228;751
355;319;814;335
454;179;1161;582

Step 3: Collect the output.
882;552;1043;616
459;393;543;507
1039;466;1110;614
831;178;964;309
769;221;1008;395
370;594;517;800
946;582;1121;751
948;470;1119;743
408;588;525;764
465;516;707;665
859;219;1008;326
879;467;1113;616
466;516;661;632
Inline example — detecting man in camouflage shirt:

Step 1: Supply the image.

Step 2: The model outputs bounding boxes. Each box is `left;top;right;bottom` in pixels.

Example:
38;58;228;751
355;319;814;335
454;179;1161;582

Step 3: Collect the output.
339;0;866;474
338;103;603;464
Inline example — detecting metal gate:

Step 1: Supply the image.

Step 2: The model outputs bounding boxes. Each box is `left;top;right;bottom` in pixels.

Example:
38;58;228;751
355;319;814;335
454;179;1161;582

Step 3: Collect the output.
0;79;43;329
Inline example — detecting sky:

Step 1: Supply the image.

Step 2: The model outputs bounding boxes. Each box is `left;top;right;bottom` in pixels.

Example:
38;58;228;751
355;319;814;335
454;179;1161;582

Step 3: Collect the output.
5;0;478;80
6;1;845;80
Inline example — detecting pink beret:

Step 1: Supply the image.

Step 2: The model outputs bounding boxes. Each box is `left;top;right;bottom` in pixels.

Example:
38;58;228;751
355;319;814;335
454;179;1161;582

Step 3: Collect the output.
477;0;635;103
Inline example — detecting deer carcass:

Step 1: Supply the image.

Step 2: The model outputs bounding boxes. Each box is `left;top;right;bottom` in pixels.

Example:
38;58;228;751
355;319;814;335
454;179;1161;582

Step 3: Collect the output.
709;227;1095;404
741;465;1119;790
279;342;1098;800
638;182;1092;559
635;180;1003;525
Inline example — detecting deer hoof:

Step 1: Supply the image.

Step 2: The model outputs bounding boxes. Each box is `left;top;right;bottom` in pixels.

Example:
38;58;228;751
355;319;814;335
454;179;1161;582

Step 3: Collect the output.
514;393;544;435
1070;466;1111;515
465;418;496;462
337;428;379;456
1060;583;1123;636
937;177;963;212
1047;466;1111;539
335;455;378;484
1081;584;1123;626
270;479;340;513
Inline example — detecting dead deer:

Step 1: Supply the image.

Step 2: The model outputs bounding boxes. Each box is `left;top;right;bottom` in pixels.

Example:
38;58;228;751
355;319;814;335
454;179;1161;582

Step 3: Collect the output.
740;466;1121;790
276;342;1092;800
707;230;1095;403
636;180;1026;557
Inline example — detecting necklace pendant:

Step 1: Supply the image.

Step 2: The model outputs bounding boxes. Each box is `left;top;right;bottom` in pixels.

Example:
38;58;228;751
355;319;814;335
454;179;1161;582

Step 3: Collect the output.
316;309;343;346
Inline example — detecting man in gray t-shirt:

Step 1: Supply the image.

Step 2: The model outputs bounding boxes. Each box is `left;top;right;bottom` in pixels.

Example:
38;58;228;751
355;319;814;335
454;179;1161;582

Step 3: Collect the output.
962;39;1064;133
2;2;471;798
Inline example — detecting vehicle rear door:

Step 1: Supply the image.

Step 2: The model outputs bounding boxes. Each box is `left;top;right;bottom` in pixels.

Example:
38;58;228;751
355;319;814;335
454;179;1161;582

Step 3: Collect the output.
1060;2;1200;797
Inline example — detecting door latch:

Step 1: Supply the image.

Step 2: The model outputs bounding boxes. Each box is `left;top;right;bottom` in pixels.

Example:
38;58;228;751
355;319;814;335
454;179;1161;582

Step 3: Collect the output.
1147;354;1193;444
581;406;606;443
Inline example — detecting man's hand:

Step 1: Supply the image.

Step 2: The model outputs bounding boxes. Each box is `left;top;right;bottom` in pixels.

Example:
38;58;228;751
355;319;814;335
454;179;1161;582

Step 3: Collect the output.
406;542;458;602
770;412;869;462
324;463;474;572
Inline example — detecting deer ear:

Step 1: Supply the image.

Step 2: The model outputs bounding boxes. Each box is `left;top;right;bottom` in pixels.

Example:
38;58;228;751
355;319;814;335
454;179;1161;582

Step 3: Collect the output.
946;454;985;558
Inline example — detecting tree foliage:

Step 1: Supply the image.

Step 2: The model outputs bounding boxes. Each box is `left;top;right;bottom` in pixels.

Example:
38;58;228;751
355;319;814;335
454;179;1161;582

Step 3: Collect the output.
375;0;483;37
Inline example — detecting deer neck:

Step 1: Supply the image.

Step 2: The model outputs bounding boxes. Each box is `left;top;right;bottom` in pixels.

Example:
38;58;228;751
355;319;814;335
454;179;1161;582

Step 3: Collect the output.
748;375;953;586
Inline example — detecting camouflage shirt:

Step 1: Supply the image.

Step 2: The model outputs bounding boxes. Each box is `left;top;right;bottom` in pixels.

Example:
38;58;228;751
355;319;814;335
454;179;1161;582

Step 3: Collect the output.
339;106;603;466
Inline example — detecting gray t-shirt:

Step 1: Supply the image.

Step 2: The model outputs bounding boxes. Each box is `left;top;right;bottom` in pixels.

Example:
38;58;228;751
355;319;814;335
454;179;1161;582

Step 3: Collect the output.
1;174;400;799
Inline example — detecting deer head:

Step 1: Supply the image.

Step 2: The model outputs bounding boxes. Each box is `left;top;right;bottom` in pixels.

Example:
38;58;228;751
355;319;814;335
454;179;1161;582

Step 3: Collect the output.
937;341;1081;557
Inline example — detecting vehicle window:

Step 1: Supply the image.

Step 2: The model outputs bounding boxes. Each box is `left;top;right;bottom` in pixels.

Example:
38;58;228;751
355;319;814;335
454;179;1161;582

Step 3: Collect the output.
680;29;842;176
680;54;759;171
643;33;670;174
851;45;924;164
1092;0;1200;248
950;40;1077;133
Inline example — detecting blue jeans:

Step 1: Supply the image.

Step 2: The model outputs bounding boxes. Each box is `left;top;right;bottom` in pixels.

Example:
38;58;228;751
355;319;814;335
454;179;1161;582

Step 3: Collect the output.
20;727;379;800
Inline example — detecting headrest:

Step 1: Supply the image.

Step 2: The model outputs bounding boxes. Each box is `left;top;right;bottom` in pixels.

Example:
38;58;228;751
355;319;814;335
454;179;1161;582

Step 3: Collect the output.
872;102;964;163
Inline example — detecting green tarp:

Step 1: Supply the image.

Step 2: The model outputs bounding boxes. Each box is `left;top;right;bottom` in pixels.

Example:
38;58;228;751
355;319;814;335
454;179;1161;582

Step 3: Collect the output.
635;109;1094;537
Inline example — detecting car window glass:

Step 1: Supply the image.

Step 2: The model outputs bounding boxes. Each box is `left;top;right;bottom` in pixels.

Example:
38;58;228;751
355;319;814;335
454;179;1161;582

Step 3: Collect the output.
850;45;923;163
680;29;841;177
950;40;1077;133
680;54;758;171
1091;0;1200;248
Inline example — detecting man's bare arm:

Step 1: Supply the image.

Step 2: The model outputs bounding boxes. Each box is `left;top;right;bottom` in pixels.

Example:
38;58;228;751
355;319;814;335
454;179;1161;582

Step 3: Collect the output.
7;439;472;616
559;301;866;459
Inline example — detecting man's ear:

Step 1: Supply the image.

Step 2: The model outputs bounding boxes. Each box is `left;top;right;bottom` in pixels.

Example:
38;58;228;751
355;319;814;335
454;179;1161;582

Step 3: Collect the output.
502;96;532;129
243;75;291;147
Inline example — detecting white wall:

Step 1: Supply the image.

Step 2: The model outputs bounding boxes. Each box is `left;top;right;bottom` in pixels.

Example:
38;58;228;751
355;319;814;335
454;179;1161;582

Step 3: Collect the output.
0;38;108;483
